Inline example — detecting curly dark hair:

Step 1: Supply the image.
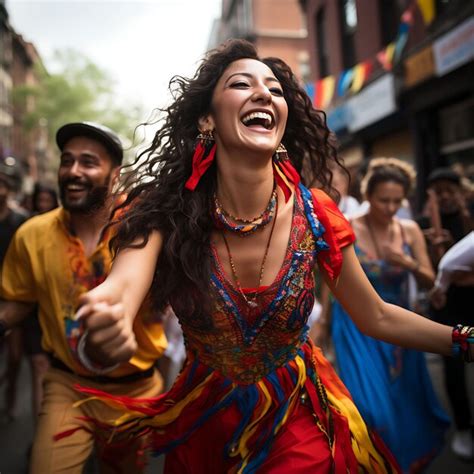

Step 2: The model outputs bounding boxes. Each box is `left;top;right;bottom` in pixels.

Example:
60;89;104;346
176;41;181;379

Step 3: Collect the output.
361;157;416;198
111;39;342;317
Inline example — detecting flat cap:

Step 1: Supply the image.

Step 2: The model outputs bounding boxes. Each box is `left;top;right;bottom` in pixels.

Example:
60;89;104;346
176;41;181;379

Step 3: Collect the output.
56;122;123;165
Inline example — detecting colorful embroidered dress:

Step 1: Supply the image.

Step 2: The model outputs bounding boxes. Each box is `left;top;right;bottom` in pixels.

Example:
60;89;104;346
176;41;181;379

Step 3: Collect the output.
331;234;450;473
75;185;400;473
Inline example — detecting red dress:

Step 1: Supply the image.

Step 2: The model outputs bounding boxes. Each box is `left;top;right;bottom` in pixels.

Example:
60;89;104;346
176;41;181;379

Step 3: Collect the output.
72;185;400;473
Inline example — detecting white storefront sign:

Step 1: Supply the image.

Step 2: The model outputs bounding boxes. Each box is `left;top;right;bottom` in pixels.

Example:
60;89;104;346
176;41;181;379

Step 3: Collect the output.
433;16;474;77
347;74;396;132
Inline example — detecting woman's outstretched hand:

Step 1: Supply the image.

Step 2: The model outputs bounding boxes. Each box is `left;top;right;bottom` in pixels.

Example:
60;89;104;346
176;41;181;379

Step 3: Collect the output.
75;285;137;367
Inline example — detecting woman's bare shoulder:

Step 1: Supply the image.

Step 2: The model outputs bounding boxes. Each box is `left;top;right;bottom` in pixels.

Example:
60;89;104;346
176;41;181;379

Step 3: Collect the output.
350;214;367;229
398;218;422;233
398;218;424;244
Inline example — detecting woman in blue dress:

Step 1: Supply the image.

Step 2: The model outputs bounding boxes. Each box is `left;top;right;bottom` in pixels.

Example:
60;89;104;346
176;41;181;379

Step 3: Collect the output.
313;158;450;473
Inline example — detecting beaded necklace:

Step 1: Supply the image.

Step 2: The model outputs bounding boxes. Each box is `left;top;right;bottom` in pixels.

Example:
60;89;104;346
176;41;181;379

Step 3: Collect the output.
221;198;278;308
214;183;277;237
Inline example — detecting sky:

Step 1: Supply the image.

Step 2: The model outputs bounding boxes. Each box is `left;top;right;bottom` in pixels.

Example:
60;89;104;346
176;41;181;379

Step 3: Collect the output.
6;0;222;116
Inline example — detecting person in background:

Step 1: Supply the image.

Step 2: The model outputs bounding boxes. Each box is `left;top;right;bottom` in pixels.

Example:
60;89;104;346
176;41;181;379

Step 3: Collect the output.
32;183;59;214
0;169;27;266
0;122;167;474
0;168;28;422
418;168;474;460
430;231;474;310
312;158;450;472
330;163;361;218
58;41;473;473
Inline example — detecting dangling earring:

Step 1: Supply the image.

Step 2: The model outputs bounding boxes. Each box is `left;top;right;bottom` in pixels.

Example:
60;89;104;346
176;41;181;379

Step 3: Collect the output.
275;143;288;157
185;130;217;191
272;143;300;202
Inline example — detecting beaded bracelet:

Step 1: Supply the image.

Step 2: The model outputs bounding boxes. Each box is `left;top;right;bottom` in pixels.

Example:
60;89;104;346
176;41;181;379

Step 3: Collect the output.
452;324;474;363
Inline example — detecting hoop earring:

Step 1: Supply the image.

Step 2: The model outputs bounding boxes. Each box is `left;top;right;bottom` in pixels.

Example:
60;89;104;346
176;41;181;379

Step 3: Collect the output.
185;130;217;191
272;143;300;202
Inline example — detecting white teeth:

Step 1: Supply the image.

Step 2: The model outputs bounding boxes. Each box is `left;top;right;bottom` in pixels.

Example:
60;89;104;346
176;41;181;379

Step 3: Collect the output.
242;111;273;126
67;184;85;191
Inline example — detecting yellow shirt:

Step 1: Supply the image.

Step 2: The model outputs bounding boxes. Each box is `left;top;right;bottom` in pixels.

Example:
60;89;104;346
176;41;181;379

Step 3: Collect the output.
0;208;166;377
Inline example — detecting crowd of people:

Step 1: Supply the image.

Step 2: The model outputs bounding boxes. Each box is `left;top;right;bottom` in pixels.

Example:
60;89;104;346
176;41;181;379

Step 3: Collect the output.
0;39;473;473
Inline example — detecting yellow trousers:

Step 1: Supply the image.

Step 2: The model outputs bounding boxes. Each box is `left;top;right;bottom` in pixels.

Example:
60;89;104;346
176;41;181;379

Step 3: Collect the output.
30;367;163;474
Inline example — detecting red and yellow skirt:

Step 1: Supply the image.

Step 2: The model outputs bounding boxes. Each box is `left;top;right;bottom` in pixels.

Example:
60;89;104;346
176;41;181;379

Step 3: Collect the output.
61;341;400;473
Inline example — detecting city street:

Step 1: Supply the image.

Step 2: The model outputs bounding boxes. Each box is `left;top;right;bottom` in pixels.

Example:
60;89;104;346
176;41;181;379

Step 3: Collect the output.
1;1;473;473
0;350;472;473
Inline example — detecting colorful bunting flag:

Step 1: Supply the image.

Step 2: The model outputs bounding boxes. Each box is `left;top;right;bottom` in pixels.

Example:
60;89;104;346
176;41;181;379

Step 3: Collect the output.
393;20;410;63
376;42;396;71
305;82;315;103
394;32;409;63
417;0;436;25
305;1;422;103
314;76;336;109
350;61;373;93
337;68;355;97
401;6;415;25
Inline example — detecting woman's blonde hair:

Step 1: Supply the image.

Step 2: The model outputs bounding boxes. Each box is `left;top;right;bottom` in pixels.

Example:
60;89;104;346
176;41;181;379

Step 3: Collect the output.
360;157;416;199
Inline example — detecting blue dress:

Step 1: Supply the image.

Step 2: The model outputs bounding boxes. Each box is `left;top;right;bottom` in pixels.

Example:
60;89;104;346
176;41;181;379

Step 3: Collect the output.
331;239;450;473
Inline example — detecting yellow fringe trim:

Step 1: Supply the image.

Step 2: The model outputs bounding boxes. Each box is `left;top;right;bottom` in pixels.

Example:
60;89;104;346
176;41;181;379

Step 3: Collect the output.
326;390;391;472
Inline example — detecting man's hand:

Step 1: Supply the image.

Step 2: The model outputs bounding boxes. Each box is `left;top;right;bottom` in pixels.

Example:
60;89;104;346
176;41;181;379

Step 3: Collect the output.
423;228;453;248
76;286;137;368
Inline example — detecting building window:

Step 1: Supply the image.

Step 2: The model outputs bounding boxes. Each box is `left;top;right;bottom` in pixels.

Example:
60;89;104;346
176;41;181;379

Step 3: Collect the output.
343;0;358;31
378;0;402;46
435;0;461;16
316;8;329;77
339;0;357;69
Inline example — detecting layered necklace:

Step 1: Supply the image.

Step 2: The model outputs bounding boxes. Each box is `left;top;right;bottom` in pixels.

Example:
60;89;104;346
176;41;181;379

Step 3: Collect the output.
215;183;278;308
221;199;278;308
213;182;277;237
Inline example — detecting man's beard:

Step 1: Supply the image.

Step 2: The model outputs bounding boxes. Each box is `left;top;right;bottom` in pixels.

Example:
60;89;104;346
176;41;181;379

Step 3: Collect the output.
59;175;111;214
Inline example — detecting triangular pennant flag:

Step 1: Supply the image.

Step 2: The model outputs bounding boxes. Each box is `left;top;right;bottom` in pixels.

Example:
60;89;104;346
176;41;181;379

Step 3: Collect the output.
350;63;364;94
398;21;410;35
321;76;336;109
364;61;374;81
314;78;324;109
417;0;436;25
350;61;373;93
377;42;396;71
305;82;315;104
401;6;414;25
394;31;409;63
337;68;354;96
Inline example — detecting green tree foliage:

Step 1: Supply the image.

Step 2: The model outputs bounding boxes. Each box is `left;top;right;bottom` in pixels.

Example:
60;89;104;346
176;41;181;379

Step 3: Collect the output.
13;49;145;162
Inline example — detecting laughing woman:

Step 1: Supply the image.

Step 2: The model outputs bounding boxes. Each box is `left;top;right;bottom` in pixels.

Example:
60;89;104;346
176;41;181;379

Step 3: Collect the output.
322;158;450;472
68;40;472;473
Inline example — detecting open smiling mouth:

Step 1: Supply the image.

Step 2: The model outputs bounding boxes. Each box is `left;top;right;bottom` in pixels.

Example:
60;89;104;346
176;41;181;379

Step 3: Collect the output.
241;111;274;130
62;182;91;195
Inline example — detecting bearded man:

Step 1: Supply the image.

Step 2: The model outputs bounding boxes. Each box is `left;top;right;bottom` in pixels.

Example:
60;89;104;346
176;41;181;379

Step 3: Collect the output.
0;122;167;473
